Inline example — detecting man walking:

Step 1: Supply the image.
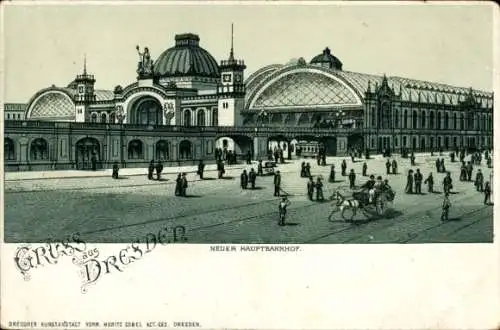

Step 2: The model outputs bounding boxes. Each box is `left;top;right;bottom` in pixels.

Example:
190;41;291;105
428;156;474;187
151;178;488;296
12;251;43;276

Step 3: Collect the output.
316;177;324;201
414;169;423;194
274;171;281;197
249;168;257;189
307;177;315;201
197;160;205;180
348;169;356;189
424;172;434;193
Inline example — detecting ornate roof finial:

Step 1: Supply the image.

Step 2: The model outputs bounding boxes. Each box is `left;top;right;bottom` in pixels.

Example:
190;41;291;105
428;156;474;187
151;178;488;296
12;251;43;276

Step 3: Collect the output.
83;54;87;75
228;23;235;61
367;80;371;93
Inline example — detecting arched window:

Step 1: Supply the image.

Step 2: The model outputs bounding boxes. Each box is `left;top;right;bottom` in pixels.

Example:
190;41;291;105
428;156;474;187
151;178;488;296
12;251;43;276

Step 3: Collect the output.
109;112;116;124
30;138;49;161
453;113;457;130
371;107;376;127
135;99;162;125
183;110;192;127
4;137;15;160
403;110;407;129
421;111;426;128
412;110;418;129
101;113;107;124
90;113;97;123
156;140;169;160
437;112;442;130
481;114;486;131
394;108;399;128
197;109;206;126
460;114;465;130
444;112;449;129
212;109;218;126
179;140;192;159
429;112;435;129
128;140;144;159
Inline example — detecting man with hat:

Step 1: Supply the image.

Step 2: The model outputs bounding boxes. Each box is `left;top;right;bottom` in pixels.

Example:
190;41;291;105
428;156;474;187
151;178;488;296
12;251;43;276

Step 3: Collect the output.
274;170;281;197
180;173;188;197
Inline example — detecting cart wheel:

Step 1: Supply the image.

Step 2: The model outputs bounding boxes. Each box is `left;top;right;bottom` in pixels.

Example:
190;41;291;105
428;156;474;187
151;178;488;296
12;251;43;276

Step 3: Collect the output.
341;207;355;221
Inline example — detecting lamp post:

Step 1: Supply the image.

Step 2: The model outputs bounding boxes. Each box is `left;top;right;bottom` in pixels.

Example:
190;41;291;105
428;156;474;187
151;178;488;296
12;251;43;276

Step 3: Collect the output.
335;110;345;128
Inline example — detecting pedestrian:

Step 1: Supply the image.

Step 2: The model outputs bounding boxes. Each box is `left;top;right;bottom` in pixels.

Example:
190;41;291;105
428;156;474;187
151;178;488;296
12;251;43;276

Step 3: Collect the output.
440;158;446;173
197;160;205;180
156;161;163;180
175;173;182;196
392;159;398;175
405;169;414;194
484;181;491;205
274;171;281;197
341;160;347;176
414;169;423;194
240;170;248;190
441;193;451;221
305;162;311;178
443;172;453;194
348;169;356;189
466;161;473;181
328;165;335;183
475;169;484;192
300;162;307;178
180;173;188;197
91;153;97;171
410;152;416;166
385;159;391;175
362;162;367;176
435;158;441;173
112;161;119;179
148;160;155;180
316;177;324;201
246;150;252;165
307;177;315;201
258;160;263;176
460;162;467;181
217;160;225;179
316;153;321;166
424;172;434;193
249;168;257;189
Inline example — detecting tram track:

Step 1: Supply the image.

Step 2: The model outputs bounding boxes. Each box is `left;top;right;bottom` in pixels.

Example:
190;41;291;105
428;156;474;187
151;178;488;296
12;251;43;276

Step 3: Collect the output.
303;191;488;244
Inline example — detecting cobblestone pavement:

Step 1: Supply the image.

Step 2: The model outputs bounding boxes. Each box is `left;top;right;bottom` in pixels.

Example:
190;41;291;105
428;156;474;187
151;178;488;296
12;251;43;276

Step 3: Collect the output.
4;153;493;243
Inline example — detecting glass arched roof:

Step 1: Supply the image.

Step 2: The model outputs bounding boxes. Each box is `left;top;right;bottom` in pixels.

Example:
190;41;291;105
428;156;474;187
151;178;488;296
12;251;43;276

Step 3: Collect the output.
250;70;361;109
246;64;493;110
28;91;75;120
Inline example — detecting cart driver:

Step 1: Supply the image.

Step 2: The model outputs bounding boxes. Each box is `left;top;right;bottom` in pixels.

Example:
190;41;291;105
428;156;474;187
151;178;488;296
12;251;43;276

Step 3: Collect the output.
369;176;384;204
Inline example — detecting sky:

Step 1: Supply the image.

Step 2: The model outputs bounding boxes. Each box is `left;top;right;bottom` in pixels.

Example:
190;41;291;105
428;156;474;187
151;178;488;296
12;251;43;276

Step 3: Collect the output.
2;2;496;103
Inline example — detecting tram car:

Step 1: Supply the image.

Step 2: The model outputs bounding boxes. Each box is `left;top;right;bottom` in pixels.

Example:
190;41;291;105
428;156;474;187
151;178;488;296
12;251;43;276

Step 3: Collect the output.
297;141;325;158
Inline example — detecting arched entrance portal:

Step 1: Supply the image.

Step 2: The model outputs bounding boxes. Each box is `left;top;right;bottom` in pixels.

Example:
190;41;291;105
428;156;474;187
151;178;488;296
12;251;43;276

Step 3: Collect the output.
76;138;100;170
420;137;426;152
347;133;363;153
131;97;162;125
215;135;254;162
268;135;291;161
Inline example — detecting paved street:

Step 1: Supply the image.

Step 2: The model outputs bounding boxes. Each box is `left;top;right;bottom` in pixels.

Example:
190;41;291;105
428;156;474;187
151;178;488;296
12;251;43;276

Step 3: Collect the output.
4;153;493;243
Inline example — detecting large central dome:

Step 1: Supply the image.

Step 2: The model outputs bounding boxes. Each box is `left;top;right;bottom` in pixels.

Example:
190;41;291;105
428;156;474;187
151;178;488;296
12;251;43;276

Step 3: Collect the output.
153;33;220;78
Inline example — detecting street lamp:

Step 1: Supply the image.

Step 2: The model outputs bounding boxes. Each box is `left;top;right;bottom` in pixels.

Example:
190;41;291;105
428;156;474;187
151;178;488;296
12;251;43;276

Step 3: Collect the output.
335;110;345;128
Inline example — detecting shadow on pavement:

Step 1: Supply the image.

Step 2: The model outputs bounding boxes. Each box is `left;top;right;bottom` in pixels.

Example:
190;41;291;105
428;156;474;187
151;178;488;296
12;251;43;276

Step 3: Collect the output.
114;177;130;180
184;195;202;198
447;217;462;222
221;176;235;180
284;222;299;226
249;187;265;190
201;178;216;181
384;209;404;219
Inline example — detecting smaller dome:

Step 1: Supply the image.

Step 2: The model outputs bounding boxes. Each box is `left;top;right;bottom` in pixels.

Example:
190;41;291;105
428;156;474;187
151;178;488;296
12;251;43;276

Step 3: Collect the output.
310;47;343;70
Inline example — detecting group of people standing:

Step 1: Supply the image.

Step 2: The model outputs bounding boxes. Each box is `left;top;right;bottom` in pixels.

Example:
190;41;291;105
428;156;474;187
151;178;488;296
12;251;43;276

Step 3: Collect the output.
240;168;258;190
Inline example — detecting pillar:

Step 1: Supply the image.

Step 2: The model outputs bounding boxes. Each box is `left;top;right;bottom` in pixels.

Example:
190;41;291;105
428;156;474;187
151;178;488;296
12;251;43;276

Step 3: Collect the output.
253;136;267;160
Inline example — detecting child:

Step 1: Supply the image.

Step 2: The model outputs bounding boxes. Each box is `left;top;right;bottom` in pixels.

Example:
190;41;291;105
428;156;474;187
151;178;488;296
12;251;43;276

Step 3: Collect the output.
278;196;291;226
441;192;451;221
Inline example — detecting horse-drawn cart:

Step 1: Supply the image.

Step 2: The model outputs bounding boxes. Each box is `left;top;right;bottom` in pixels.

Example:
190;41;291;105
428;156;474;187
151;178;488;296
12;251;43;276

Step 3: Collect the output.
328;186;396;222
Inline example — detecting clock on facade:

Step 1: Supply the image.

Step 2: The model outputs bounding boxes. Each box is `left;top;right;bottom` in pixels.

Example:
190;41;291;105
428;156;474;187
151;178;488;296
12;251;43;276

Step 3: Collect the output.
235;74;241;83
223;74;232;83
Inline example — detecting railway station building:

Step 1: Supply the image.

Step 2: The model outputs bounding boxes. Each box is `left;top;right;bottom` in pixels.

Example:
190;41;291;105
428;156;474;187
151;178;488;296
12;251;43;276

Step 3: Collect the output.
3;32;494;171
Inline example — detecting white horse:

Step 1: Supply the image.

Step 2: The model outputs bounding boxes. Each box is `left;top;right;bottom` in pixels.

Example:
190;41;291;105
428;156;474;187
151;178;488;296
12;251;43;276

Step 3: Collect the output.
328;190;361;221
